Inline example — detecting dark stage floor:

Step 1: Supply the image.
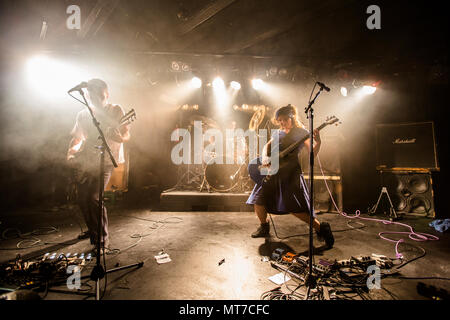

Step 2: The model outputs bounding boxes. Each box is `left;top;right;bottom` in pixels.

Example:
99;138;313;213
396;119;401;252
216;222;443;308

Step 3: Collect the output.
0;203;449;300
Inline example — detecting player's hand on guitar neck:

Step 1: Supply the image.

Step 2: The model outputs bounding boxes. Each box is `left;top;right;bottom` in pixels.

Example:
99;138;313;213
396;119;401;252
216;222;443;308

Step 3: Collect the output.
313;129;321;144
261;155;271;166
106;127;123;143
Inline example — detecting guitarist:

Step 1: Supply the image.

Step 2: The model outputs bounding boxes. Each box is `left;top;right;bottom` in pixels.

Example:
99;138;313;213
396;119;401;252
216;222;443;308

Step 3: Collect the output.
246;104;334;248
66;78;130;252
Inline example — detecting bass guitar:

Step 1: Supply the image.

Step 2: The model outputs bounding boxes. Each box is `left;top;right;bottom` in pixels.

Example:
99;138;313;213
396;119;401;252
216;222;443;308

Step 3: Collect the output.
248;116;340;185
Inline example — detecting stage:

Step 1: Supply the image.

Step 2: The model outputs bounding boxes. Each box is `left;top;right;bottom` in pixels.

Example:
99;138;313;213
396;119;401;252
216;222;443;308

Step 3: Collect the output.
160;190;254;212
1;203;448;300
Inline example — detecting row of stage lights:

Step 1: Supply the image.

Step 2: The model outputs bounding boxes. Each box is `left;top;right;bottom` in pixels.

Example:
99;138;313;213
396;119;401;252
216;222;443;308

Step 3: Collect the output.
340;80;380;97
191;75;377;97
23;54;378;104
180;103;266;111
189;76;265;91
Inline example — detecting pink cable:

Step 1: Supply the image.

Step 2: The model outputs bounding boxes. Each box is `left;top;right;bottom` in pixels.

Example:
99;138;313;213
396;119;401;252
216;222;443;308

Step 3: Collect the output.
316;155;439;259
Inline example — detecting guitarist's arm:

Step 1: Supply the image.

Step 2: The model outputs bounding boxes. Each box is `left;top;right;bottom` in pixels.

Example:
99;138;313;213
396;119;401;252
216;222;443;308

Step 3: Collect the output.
261;138;273;165
109;125;130;142
106;105;131;143
302;129;322;159
67;137;83;160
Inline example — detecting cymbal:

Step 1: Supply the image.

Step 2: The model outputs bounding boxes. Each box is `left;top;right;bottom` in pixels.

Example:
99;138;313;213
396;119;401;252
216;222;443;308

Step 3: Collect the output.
249;106;266;131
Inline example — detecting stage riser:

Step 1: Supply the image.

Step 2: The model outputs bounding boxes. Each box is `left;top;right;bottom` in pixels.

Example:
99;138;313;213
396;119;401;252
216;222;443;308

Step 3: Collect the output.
160;192;253;212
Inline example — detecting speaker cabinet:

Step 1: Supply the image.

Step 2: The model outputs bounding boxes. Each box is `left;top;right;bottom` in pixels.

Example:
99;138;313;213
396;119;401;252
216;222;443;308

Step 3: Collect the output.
380;172;435;217
376;122;439;171
304;175;343;213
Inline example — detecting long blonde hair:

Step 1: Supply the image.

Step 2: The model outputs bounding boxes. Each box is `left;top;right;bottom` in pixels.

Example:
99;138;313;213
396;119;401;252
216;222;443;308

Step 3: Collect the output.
271;104;305;129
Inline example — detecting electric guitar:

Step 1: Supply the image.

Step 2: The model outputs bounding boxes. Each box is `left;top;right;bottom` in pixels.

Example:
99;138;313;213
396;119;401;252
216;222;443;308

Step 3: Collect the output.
248;116;340;185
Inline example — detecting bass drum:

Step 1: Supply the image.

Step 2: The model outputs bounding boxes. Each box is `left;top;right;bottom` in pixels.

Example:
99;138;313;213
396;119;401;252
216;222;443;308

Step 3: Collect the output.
204;156;242;192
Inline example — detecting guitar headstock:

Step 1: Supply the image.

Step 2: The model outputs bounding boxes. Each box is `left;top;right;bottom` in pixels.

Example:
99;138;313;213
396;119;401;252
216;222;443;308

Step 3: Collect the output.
325;115;340;126
121;108;136;125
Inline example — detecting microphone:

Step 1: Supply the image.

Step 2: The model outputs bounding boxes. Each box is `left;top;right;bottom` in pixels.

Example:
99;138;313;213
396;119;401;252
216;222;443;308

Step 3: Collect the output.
68;82;87;93
316;82;330;92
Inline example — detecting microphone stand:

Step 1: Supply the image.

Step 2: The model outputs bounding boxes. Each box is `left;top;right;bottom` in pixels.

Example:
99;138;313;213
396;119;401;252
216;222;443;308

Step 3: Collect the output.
303;84;325;299
69;89;143;300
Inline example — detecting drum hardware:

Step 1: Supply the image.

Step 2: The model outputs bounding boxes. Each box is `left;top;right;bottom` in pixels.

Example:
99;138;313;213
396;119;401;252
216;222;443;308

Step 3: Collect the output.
166;116;257;193
200;154;254;193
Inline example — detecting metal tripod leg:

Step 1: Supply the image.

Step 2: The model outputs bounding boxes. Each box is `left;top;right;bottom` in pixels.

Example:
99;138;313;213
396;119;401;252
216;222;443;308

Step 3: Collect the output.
369;187;398;220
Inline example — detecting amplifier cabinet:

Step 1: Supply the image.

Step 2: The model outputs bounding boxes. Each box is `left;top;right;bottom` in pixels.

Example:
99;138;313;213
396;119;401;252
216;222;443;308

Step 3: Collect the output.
304;175;343;213
376;122;439;171
379;171;435;218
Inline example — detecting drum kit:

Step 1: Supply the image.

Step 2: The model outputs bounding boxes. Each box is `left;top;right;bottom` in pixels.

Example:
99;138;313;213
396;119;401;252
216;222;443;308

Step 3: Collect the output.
169;106;272;193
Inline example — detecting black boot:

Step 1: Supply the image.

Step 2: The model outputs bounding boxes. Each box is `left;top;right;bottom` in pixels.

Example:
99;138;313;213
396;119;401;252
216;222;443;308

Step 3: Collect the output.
317;222;334;249
251;222;270;238
78;231;91;240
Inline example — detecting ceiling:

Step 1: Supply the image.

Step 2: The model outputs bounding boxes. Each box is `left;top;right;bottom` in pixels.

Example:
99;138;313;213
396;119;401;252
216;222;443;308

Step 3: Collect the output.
1;0;448;81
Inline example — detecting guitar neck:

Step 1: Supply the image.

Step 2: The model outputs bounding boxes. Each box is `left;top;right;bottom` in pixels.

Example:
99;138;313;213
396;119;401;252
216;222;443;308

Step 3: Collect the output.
279;123;328;158
117;109;135;129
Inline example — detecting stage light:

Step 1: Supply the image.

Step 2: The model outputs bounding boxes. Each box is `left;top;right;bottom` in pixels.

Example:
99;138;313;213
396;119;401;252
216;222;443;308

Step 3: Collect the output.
340;86;348;97
252;78;264;90
25;55;88;98
193;104;199;110
233;104;239;110
191;77;202;88
212;77;225;89
171;61;180;71
230;81;241;90
212;77;228;110
181;63;190;72
269;67;278;76
278;68;288;76
362;85;377;95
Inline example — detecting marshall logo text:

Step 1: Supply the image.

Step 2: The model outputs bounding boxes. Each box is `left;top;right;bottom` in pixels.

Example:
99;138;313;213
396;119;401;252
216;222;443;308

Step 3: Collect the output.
393;138;417;144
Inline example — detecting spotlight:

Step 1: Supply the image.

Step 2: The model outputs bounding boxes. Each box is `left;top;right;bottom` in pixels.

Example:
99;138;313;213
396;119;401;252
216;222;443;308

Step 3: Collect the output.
233;104;239;110
269;67;278;76
212;77;225;89
171;61;180;71
340;86;348;97
252;78;264;90
230;81;241;90
278;68;288;76
193;104;199;110
362;85;377;95
191;77;202;88
212;77;227;110
26;55;86;97
181;63;190;72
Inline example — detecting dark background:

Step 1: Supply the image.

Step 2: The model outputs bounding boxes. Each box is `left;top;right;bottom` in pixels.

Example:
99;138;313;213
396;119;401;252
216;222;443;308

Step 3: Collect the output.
0;0;448;216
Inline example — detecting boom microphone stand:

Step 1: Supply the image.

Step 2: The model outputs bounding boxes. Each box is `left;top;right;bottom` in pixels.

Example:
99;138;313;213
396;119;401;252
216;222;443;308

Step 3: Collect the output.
69;87;143;300
303;82;328;299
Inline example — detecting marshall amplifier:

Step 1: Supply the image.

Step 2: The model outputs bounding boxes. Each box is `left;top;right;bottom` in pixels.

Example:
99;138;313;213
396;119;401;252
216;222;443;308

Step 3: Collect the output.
376;122;439;171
